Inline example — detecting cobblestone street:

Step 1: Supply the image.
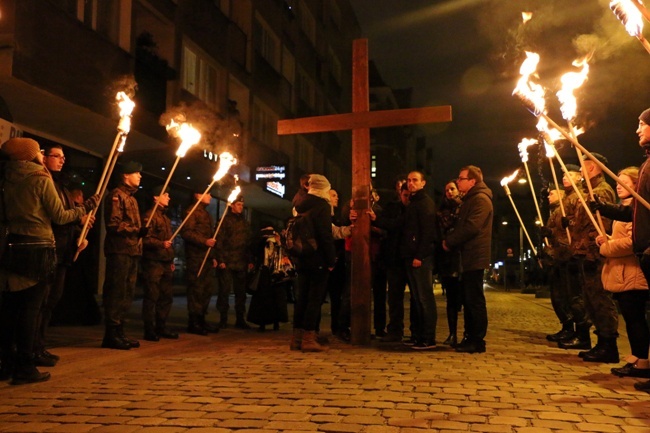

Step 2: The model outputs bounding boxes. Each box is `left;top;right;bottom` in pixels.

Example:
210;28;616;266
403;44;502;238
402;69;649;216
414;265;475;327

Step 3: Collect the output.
0;285;648;433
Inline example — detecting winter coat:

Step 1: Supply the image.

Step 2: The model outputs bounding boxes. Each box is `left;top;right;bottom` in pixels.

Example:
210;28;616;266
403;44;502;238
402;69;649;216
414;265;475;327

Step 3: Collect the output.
399;189;437;261
445;181;493;272
569;174;614;260
215;208;253;272
142;206;174;262
436;196;461;277
600;198;648;293
50;174;83;266
104;184;142;256
181;202;214;265
2;161;86;240
294;193;336;270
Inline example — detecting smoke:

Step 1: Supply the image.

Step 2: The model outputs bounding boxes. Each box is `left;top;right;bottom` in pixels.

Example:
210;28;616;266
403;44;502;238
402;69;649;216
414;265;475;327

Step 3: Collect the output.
159;101;241;156
106;75;137;116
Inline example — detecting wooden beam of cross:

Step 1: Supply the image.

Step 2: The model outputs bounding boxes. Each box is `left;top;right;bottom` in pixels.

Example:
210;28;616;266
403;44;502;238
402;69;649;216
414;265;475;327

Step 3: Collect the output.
278;39;452;345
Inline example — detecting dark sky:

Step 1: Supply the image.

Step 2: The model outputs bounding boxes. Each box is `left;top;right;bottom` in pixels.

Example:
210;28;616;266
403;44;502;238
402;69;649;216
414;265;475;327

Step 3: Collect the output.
350;0;650;226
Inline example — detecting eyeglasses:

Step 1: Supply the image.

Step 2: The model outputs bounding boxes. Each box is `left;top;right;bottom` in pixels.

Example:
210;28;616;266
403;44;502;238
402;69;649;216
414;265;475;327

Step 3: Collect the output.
46;154;65;161
457;177;470;182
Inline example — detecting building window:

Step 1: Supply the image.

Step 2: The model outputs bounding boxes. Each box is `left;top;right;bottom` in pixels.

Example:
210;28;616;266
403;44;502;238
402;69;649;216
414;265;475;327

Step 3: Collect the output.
57;0;120;44
371;154;377;178
182;44;222;109
296;68;315;108
254;15;281;71
252;99;279;149
297;0;316;46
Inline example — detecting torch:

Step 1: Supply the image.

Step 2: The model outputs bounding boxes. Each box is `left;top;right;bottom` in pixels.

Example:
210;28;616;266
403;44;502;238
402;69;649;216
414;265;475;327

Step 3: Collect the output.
556;58;607;236
196;185;242;278
169;152;237;242
631;0;650;22
74;92;135;260
517;137;547;245
501;169;537;256
543;142;571;244
513;52;650;211
146;121;201;227
610;0;650;54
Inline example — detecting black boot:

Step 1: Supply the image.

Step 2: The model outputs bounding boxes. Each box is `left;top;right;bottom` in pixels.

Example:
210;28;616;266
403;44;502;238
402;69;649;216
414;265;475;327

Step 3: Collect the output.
558;326;591;350
0;350;15;381
442;334;457;347
156;321;179;339
11;354;50;385
187;315;208;336
101;325;131;350
201;316;220;333
219;315;228;329
235;315;251;330
117;324;140;348
583;336;619;363
143;326;160;342
547;322;574;342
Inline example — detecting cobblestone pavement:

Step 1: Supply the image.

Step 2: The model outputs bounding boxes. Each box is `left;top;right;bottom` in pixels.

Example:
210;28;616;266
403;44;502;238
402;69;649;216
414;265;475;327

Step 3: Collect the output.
0;285;648;433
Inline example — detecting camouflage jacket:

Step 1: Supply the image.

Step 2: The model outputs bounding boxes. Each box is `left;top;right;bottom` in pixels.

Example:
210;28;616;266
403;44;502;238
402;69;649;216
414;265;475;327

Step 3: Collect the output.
568;174;615;260
142;206;174;262
104;184;142;256
215;209;253;272
181;202;214;264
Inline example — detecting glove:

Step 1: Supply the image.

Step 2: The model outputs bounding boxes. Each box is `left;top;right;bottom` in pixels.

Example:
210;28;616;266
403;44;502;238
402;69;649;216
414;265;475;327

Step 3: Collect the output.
82;193;101;213
138;226;149;238
588;194;604;214
539;226;553;238
561;216;570;229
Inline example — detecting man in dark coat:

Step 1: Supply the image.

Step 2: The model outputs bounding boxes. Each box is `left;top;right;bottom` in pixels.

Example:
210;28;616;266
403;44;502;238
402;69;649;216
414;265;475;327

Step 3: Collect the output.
141;185;178;341
444;165;493;354
102;161;146;350
398;171;438;350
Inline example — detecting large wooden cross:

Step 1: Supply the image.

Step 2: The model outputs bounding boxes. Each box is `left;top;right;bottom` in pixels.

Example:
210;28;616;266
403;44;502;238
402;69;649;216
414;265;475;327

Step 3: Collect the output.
278;39;452;345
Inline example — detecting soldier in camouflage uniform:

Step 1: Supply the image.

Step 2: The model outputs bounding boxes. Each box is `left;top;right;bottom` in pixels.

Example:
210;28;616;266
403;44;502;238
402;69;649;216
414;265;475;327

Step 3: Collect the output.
215;195;254;329
181;191;218;335
141;185;178;342
540;182;574;343
560;153;619;363
102;161;147;350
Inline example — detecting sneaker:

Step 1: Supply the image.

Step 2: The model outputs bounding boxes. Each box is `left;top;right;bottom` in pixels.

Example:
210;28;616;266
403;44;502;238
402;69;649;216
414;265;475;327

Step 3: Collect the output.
402;336;418;346
411;341;437;350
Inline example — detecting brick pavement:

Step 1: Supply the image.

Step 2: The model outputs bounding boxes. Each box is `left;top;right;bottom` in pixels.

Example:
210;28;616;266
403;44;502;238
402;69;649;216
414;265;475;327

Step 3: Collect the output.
0;285;648;433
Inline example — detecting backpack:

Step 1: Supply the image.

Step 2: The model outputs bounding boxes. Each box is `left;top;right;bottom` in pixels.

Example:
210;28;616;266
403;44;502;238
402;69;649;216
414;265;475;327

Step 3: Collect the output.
282;212;317;257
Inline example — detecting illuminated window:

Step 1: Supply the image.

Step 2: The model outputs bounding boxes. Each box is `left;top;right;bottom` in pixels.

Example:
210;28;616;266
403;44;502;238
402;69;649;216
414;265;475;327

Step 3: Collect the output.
182;44;222;109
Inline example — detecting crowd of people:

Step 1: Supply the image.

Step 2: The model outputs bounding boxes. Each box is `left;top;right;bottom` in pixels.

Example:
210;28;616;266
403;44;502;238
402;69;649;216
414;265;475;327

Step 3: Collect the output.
1;108;650;395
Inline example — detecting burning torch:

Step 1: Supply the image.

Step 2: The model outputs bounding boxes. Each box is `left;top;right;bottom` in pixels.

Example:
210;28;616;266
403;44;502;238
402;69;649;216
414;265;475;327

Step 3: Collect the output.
146;121;201;227
169;152;237;242
611;0;650;54
196;184;242;278
501;170;538;257
74;92;135;260
513;51;650;211
517;137;547;245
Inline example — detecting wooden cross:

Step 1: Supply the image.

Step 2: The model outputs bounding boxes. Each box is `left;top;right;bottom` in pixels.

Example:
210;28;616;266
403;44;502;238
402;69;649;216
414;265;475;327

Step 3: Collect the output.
278;39;452;345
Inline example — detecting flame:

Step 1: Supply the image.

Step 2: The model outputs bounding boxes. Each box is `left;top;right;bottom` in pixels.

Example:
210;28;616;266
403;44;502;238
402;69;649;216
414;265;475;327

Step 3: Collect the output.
513;51;546;116
544;143;555;158
117;135;127;153
522;11;533;24
175;124;201;157
557;58;590;122
116;92;135;134
517;138;538;163
611;0;644;37
227;186;242;203
212;152;237;182
536;117;564;143
501;169;520;187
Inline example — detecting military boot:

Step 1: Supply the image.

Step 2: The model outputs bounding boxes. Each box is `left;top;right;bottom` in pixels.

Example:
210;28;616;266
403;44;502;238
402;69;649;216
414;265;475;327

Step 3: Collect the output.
117;324;140;348
558;326;591;350
11;354;50;386
583;336;619;363
143;324;159;342
201;316;220;333
187;315;208;336
0;349;15;381
290;328;304;351
101;325;131;350
156;320;179;339
547;322;574;342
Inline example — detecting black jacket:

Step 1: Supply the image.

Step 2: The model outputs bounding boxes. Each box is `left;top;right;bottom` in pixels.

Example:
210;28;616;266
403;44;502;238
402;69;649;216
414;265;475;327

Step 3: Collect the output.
294;193;336;270
399;189;437;260
445;181;493;272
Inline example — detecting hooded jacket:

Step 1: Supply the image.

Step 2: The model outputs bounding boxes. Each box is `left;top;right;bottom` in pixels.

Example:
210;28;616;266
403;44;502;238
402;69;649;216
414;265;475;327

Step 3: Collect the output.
445;180;493;272
294;193;336;270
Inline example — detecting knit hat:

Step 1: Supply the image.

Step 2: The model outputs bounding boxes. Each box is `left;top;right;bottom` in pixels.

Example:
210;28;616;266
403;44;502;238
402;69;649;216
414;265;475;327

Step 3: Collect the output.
582;152;608;166
307;174;331;202
565;164;581;173
639;108;650;125
1;137;41;161
120;160;142;174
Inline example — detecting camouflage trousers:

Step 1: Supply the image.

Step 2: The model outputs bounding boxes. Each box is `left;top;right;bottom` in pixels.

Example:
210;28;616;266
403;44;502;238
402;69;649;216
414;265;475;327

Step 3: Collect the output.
548;261;573;325
567;259;590;329
103;254;139;327
578;257;619;338
141;259;174;329
185;261;214;316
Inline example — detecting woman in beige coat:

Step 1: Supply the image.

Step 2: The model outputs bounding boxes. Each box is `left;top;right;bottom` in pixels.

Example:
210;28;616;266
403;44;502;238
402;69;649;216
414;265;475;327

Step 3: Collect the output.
596;167;649;378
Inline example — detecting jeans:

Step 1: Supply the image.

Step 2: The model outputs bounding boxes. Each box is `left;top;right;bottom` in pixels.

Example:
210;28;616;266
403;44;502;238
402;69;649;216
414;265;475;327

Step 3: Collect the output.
404;256;437;342
461;269;487;342
294;268;330;331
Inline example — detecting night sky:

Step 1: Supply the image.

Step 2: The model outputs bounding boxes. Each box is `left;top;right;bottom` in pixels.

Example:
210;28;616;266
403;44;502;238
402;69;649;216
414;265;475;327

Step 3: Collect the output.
351;0;650;228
